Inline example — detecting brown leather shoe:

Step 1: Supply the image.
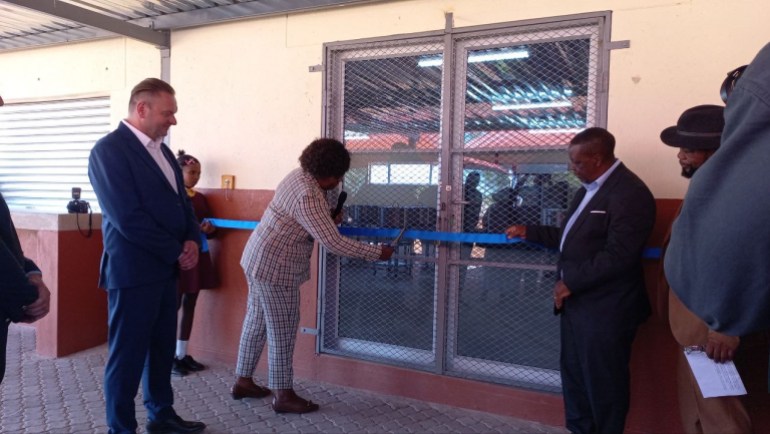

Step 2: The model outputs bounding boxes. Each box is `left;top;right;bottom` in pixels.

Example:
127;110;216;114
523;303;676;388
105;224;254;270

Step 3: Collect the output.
230;381;271;400
271;390;319;414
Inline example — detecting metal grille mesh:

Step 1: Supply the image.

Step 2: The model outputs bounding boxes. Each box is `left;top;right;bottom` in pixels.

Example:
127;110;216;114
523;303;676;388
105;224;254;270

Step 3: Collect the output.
322;18;603;392
322;42;444;368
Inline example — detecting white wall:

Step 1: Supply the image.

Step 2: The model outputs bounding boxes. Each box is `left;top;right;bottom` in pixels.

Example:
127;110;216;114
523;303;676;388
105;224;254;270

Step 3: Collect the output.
1;0;768;198
0;38;160;125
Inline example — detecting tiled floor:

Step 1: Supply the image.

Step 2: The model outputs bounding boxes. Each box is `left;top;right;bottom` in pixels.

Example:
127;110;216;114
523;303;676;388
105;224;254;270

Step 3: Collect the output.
0;324;566;433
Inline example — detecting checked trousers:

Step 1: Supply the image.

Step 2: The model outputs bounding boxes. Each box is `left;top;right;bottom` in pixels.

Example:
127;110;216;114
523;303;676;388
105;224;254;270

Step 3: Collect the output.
235;278;299;389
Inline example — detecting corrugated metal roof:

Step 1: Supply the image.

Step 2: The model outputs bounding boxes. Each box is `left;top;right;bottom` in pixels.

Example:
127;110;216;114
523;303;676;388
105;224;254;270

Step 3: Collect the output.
0;0;390;52
0;2;109;50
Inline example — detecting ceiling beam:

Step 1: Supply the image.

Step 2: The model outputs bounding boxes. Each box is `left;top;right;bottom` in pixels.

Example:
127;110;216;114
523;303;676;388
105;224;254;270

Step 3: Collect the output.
2;0;169;48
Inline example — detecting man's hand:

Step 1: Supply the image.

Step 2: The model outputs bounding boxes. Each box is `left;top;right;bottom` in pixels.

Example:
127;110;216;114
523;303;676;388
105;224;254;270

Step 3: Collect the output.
505;225;527;239
178;240;200;270
20;274;51;323
705;330;740;363
553;280;572;310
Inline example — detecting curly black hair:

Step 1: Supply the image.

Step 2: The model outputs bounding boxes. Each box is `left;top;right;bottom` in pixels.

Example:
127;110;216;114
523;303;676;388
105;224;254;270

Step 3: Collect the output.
299;138;350;179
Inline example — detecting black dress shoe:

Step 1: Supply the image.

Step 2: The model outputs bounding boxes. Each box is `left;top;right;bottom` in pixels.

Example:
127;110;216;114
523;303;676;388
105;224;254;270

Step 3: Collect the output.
179;355;206;372
146;415;205;434
171;358;189;377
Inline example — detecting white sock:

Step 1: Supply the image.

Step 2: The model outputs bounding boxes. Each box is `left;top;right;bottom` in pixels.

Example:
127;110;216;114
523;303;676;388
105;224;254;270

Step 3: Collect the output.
176;340;188;359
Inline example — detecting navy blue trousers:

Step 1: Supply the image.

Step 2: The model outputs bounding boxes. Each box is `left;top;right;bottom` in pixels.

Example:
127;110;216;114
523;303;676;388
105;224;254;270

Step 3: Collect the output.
104;279;178;434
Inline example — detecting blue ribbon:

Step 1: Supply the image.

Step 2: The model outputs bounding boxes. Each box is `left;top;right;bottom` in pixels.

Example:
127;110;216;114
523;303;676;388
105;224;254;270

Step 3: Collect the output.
208;218;522;244
208;218;257;230
206;218;661;258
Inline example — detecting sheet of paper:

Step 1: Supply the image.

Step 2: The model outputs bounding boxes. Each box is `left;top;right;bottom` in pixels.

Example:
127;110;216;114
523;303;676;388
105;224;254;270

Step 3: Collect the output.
684;348;747;398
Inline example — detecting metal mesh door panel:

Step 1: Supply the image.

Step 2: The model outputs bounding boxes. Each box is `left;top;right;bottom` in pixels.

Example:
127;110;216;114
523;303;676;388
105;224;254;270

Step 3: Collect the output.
321;40;444;369
446;20;601;391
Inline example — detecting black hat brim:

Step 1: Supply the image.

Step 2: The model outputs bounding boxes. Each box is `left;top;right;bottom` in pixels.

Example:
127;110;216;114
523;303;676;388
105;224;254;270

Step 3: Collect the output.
660;126;721;150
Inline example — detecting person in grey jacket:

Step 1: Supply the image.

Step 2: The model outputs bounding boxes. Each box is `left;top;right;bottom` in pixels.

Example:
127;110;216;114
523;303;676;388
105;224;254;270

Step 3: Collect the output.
665;42;770;337
233;138;394;414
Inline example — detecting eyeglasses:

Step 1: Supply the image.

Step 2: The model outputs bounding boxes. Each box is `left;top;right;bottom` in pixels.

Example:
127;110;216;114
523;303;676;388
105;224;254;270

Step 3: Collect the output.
720;65;748;103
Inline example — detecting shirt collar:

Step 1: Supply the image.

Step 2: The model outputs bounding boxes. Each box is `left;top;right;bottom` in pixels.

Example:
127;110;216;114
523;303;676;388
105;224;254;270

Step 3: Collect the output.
122;119;164;149
582;158;621;191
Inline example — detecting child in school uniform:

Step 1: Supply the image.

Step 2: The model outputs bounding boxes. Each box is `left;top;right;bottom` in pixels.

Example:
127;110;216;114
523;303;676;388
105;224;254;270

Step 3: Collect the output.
173;150;220;376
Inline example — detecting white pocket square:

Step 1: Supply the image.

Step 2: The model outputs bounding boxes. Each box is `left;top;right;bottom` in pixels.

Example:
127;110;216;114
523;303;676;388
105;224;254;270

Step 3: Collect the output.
589;210;607;214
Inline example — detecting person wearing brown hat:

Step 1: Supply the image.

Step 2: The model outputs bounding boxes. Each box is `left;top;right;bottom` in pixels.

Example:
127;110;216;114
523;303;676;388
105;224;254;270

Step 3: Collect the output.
659;104;751;434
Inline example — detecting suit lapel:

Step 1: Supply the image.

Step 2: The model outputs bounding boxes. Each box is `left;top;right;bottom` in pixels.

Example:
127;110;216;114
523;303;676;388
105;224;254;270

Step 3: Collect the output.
160;144;184;195
562;163;626;248
117;123;179;196
561;187;586;240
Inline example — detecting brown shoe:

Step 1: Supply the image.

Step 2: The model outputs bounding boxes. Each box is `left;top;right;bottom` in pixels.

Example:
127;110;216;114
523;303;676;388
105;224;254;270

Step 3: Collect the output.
271;389;319;414
231;381;271;400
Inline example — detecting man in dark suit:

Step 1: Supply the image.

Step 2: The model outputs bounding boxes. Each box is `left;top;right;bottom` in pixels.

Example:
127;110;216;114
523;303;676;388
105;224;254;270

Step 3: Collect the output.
0;192;51;383
506;127;655;434
88;78;205;434
0;95;51;384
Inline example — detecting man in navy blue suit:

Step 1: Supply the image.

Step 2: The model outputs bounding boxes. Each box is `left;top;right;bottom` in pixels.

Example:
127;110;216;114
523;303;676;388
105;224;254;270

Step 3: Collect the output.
507;128;655;434
89;78;205;434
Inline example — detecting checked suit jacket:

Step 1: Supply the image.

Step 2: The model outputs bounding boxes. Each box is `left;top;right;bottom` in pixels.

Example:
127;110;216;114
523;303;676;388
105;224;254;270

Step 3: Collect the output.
526;162;655;329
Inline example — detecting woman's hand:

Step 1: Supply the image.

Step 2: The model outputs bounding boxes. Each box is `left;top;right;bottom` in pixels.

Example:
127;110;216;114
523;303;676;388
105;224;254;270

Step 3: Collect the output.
379;245;395;261
332;210;344;225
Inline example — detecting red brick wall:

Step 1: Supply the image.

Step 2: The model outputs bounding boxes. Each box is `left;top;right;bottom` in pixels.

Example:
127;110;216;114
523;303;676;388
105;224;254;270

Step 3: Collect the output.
26;193;768;432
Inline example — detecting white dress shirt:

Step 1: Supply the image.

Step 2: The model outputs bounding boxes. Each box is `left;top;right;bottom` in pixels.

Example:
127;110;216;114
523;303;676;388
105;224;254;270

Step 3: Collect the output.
121;120;178;193
559;158;621;251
